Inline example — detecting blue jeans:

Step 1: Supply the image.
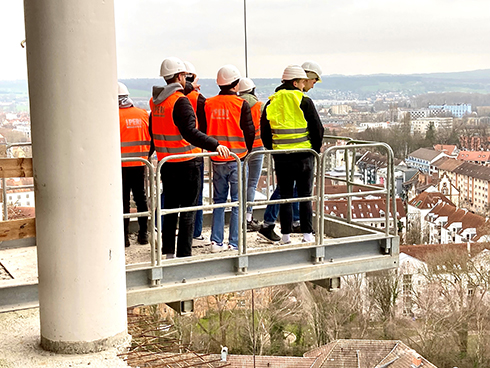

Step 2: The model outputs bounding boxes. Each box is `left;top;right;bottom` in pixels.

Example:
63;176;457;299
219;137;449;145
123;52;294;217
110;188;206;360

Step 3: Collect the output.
211;161;239;247
263;185;300;225
193;161;204;238
246;147;264;214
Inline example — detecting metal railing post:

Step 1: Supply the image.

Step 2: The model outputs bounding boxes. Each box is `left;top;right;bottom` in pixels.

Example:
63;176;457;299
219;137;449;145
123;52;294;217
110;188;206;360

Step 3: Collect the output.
121;158;156;265
156;152;243;257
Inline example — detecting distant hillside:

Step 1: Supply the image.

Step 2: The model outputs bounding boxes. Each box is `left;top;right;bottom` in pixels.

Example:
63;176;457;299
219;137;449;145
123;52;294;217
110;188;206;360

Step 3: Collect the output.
123;69;490;101
3;69;490;101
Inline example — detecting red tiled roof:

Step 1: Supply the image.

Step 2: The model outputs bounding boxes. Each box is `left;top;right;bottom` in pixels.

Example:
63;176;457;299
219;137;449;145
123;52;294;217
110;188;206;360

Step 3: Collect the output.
457;151;490;162
8;206;35;219
324;198;406;220
400;243;490;262
224;355;316;368
325;184;384;195
434;144;457;155
408;191;454;209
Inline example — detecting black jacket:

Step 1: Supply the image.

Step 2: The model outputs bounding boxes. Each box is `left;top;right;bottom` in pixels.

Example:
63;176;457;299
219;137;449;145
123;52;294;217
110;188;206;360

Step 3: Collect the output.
149;83;220;157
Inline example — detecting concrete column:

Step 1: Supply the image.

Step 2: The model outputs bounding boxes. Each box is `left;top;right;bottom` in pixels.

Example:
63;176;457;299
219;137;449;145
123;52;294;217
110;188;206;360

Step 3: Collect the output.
23;0;128;353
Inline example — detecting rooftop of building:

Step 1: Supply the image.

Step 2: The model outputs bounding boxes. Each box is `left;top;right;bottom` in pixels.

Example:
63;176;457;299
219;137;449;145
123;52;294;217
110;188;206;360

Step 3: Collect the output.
408;191;454;210
407;148;444;162
453;161;490;181
432;156;464;171
457;150;490;162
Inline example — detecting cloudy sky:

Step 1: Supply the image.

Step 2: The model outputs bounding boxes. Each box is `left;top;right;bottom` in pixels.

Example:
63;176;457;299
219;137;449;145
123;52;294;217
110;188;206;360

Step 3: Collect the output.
2;0;490;81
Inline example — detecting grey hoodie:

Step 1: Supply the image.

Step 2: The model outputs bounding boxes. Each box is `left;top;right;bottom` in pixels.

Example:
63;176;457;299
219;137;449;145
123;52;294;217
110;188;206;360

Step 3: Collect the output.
152;83;183;105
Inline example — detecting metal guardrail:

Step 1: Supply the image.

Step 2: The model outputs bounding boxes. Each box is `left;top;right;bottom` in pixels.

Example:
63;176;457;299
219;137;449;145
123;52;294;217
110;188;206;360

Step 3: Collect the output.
155;152;243;265
126;139;398;265
121;157;156;265
241;148;322;253
320;140;397;242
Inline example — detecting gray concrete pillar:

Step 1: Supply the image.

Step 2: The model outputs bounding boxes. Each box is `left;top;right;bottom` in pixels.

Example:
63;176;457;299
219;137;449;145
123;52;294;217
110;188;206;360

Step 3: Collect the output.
23;0;128;353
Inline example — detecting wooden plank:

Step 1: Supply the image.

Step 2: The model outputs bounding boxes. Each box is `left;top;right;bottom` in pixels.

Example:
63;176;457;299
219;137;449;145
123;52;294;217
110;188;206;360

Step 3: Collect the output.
0;158;33;178
0;218;36;241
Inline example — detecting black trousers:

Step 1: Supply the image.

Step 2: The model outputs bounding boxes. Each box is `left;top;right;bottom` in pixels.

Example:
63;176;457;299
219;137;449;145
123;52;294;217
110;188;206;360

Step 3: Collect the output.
161;158;202;257
122;166;148;238
274;154;314;234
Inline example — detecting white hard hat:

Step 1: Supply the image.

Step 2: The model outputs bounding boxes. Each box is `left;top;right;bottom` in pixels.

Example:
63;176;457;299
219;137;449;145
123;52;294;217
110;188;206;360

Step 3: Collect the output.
237;77;255;93
160;57;187;78
184;61;196;76
302;60;323;82
282;65;308;81
217;64;241;86
118;82;129;96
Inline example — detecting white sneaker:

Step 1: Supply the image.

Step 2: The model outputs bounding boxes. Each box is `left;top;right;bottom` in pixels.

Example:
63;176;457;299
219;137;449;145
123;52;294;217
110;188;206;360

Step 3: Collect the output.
211;241;224;253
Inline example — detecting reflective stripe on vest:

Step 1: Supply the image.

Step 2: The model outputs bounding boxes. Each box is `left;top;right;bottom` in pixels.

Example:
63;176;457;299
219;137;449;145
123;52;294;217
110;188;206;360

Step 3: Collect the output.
205;94;247;162
119;106;151;167
250;101;264;149
266;89;312;150
150;91;201;163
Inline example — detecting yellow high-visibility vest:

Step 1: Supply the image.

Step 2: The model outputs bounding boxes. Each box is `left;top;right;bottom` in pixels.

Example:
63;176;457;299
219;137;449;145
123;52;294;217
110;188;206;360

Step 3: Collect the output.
266;89;312;150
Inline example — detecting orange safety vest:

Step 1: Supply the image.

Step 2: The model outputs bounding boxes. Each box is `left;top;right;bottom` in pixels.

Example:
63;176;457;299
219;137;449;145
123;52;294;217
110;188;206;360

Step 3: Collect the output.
150;91;201;163
119;107;151;167
205;95;248;162
250;101;264;149
187;90;199;113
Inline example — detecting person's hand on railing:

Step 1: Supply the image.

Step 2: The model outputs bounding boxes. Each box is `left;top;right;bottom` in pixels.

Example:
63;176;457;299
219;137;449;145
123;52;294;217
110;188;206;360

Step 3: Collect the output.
216;145;230;159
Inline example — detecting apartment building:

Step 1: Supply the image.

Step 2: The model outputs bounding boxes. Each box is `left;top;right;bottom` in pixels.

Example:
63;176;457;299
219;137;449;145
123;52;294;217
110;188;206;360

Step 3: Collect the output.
410;117;453;135
452;162;490;214
405;148;446;174
428;103;472;118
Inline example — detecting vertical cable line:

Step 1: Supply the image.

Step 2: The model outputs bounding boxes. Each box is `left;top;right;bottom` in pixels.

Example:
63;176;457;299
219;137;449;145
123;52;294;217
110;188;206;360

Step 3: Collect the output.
244;0;249;77
252;289;256;368
244;1;254;366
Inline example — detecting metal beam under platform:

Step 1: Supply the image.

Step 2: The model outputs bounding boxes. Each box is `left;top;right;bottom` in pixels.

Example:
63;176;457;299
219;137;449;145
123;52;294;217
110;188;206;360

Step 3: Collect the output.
0;218;399;312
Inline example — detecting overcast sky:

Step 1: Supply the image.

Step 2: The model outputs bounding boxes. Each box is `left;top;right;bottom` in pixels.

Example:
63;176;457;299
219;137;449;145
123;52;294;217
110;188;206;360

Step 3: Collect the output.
2;0;490;81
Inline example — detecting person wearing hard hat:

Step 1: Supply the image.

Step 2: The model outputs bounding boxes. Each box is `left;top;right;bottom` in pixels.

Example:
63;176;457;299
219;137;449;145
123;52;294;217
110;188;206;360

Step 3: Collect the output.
237;77;264;232
200;65;255;253
150;57;230;259
302;60;322;92
183;61;206;242
259;61;323;241
260;65;324;245
118;82;151;248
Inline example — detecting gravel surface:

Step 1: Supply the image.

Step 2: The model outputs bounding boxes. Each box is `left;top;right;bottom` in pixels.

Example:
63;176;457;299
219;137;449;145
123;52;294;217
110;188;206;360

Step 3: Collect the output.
0;309;130;368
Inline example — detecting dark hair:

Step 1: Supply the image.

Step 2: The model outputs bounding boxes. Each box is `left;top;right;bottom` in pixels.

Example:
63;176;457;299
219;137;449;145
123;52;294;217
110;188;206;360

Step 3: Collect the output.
219;79;240;91
165;72;185;84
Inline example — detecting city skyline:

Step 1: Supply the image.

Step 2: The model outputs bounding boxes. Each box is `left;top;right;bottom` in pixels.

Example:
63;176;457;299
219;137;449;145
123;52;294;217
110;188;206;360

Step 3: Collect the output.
1;0;490;81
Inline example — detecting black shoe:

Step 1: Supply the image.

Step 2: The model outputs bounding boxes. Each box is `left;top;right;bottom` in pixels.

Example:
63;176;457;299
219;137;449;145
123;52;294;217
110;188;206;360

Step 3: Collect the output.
258;225;280;242
292;224;302;233
137;231;149;245
247;219;261;232
125;237;130;247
